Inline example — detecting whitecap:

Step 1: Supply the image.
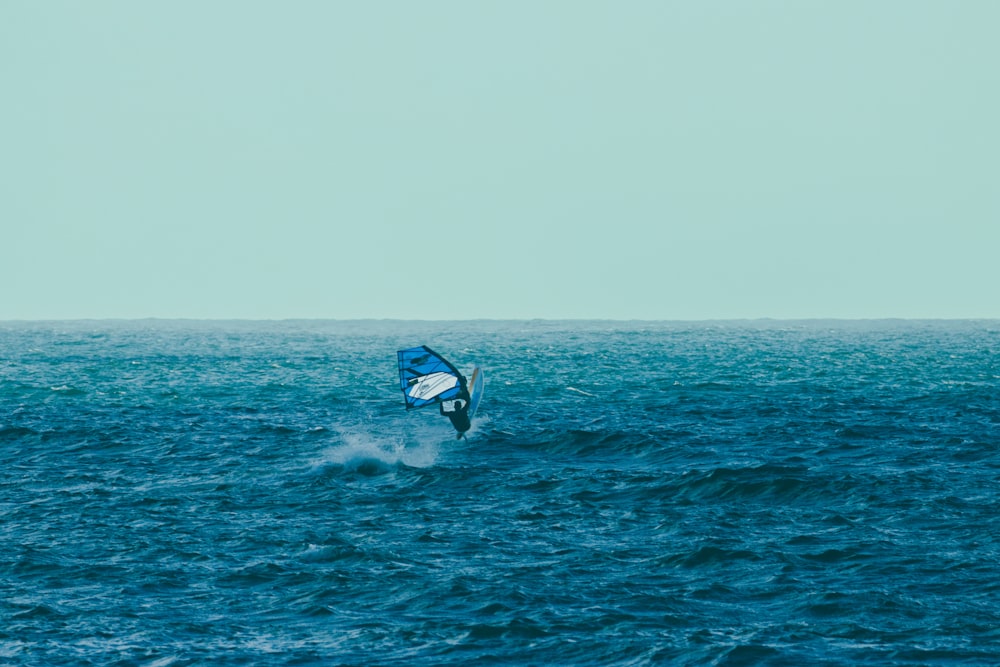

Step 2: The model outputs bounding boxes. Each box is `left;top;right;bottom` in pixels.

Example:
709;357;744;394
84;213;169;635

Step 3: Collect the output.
312;425;443;474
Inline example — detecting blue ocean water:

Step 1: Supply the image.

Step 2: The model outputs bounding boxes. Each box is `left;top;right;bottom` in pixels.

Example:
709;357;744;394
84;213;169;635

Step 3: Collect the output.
2;320;999;666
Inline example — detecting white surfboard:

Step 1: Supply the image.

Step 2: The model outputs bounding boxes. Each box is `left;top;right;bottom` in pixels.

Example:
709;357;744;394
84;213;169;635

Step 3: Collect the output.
468;366;485;420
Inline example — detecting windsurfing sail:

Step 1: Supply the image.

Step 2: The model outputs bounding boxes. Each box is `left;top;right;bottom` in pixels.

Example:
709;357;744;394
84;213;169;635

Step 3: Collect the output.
397;345;467;410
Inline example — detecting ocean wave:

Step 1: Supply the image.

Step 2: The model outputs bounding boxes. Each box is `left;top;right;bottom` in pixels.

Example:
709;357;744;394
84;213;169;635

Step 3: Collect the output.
2;321;998;665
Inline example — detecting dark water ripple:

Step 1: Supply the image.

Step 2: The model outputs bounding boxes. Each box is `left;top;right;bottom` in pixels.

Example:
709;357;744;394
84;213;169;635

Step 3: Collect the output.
1;320;999;665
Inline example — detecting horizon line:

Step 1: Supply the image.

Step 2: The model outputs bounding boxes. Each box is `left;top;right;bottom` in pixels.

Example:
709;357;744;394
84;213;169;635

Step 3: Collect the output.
3;317;999;324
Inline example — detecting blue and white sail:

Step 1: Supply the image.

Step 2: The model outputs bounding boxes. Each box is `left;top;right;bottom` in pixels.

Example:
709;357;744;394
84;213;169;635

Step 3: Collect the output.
397;345;466;410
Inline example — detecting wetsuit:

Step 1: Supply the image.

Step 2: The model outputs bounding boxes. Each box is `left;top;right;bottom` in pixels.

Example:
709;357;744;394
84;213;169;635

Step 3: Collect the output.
441;388;472;438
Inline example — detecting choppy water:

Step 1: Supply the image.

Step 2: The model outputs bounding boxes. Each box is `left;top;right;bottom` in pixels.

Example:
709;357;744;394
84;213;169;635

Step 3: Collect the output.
2;320;999;666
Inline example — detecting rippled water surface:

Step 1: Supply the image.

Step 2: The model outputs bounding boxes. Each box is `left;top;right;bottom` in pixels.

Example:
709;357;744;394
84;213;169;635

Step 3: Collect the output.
2;320;999;665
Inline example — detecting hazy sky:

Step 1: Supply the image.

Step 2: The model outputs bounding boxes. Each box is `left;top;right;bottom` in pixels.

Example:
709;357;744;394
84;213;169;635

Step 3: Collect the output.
3;1;998;320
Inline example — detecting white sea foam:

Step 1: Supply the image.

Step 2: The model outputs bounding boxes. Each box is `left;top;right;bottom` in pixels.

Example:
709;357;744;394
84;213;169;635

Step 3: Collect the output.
314;425;442;473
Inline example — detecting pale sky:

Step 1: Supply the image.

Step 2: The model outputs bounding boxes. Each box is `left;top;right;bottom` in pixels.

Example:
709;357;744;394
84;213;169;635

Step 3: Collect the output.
2;1;998;320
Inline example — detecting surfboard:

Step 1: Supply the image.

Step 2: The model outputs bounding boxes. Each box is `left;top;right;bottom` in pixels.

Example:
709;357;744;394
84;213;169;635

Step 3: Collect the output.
468;366;485;420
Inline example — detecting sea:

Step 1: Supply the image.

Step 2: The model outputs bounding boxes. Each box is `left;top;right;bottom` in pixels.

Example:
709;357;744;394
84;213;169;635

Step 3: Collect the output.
2;319;998;666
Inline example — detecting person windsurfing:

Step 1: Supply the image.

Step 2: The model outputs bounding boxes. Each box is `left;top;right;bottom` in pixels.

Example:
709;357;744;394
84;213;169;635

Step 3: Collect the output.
440;383;472;438
397;344;481;439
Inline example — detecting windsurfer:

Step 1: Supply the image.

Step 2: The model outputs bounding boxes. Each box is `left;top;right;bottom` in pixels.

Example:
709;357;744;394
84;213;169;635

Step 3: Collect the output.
441;390;472;438
398;345;478;438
